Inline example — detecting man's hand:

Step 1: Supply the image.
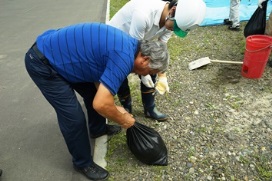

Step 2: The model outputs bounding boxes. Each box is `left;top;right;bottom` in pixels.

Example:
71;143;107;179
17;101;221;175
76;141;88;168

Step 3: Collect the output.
155;74;169;95
116;106;134;128
141;75;154;88
258;0;267;8
120;112;135;129
116;105;128;114
116;105;133;117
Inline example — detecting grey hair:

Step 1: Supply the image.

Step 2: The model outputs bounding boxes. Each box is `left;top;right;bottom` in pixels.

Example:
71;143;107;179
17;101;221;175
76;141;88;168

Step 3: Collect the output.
139;40;169;72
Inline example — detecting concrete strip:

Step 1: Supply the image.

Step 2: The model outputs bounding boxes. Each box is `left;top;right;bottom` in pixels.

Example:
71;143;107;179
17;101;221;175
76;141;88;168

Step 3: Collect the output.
93;135;108;168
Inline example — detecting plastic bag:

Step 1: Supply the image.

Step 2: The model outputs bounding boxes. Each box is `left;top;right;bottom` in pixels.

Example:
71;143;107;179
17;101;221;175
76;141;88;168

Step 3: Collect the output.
265;12;272;36
244;0;268;37
126;122;168;166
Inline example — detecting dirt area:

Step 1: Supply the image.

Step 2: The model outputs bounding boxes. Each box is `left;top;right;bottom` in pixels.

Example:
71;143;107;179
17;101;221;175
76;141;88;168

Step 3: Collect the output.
106;22;272;181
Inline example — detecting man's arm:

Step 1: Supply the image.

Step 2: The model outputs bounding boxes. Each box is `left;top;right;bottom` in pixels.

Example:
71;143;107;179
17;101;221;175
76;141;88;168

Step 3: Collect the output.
93;83;135;129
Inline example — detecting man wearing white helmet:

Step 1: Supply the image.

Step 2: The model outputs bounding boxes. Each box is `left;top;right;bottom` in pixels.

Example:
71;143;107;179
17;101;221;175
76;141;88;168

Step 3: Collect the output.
108;0;206;121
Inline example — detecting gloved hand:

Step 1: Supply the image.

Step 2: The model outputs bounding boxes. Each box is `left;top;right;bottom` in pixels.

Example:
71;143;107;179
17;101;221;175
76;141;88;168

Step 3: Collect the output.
141;75;155;88
155;76;169;95
258;0;267;8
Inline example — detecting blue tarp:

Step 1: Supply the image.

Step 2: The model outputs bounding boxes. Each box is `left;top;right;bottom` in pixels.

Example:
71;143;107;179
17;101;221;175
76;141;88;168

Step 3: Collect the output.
201;0;272;26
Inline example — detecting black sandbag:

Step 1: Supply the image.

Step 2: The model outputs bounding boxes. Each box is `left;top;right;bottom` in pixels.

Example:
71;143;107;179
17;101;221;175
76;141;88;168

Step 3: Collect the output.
244;0;268;37
126;122;168;166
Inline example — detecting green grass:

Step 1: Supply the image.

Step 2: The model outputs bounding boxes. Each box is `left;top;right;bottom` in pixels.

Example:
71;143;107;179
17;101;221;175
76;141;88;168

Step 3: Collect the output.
239;152;272;180
109;0;128;18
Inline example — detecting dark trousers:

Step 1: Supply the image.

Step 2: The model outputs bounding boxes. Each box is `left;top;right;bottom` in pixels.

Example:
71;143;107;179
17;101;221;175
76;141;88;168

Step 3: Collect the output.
71;83;106;135
25;48;105;168
117;75;156;97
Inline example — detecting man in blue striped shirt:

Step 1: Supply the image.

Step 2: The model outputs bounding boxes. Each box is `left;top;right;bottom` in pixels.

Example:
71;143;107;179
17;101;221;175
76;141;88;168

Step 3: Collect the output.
25;22;169;180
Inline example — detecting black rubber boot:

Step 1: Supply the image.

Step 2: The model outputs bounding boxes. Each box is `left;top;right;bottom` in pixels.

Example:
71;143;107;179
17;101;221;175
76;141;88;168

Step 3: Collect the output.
268;59;272;67
118;94;132;113
141;92;168;122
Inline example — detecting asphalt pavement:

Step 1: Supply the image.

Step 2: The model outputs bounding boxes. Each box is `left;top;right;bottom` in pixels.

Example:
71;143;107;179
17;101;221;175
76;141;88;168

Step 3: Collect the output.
0;0;109;180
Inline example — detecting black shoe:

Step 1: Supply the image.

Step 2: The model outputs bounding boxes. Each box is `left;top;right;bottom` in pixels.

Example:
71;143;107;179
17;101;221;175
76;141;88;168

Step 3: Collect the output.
228;25;240;31
144;106;168;122
90;124;121;139
223;19;233;25
74;163;109;180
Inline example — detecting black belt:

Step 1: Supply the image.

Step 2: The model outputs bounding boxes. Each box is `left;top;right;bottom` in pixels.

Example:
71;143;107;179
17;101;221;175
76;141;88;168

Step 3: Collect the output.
31;43;50;65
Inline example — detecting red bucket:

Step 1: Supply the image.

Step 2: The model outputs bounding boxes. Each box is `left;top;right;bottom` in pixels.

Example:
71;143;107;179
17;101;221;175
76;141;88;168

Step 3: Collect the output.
241;35;272;79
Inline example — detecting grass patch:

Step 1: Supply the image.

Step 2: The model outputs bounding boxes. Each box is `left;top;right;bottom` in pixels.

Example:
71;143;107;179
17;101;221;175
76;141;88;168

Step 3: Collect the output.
109;0;128;17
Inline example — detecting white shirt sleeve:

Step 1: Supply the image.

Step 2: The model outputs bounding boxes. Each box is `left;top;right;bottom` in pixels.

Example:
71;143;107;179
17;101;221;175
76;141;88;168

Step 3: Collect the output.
128;10;149;40
158;30;173;43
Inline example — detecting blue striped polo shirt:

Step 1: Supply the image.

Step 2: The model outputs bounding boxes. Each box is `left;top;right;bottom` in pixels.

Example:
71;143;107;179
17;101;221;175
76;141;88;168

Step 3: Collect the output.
35;22;139;95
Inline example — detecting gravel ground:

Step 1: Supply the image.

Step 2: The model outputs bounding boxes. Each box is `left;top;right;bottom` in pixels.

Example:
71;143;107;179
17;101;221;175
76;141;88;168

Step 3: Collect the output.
105;22;272;181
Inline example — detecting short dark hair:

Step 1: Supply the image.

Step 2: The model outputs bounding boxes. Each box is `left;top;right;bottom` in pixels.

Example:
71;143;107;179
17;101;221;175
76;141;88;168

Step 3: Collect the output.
162;0;177;10
168;0;178;9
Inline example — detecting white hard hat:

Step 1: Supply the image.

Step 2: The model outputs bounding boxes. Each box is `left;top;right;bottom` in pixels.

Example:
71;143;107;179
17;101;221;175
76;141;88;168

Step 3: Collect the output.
173;0;206;37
